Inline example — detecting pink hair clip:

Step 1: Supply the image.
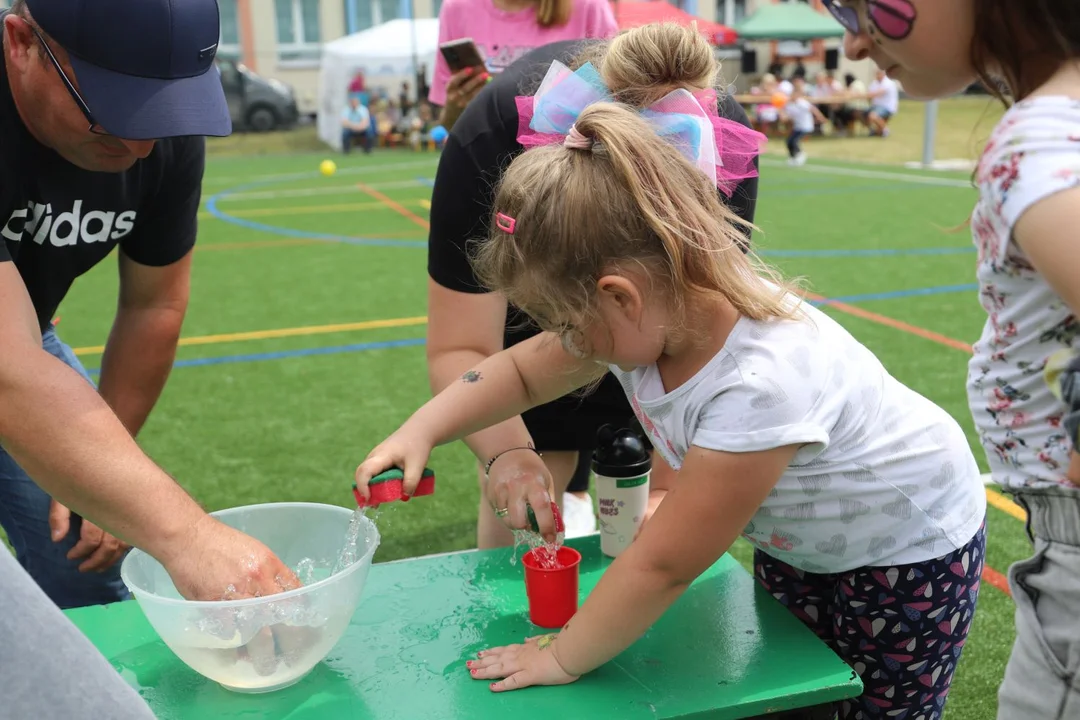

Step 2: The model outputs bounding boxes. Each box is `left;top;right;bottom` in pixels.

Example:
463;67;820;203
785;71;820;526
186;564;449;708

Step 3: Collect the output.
495;213;517;234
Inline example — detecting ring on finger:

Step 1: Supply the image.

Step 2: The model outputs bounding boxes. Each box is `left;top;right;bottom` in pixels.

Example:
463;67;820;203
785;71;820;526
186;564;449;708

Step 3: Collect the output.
494;507;509;517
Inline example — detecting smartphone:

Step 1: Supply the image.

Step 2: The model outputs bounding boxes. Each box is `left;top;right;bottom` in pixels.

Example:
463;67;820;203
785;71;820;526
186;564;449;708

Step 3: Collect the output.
440;38;487;74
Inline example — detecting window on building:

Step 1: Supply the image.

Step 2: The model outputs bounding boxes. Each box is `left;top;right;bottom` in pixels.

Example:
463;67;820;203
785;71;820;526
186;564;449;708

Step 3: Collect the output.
349;0;402;32
376;0;399;24
218;0;241;59
717;0;746;26
276;0;321;64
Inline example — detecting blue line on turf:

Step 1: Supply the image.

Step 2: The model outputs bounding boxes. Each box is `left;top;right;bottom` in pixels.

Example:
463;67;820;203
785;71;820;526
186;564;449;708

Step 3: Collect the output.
208;176;975;258
86;337;426;376
206;179;426;248
811;284;977;305
83;285;978;376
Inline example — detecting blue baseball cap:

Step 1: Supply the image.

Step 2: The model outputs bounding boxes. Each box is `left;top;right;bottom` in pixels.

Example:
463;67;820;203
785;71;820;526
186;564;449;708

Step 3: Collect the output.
25;0;231;139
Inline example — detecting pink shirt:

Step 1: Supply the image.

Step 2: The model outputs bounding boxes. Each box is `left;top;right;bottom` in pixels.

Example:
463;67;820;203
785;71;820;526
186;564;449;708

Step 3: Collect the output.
429;0;619;106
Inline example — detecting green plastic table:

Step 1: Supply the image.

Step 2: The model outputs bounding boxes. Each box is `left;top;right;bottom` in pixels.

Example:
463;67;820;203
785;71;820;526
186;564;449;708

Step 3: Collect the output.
65;535;861;720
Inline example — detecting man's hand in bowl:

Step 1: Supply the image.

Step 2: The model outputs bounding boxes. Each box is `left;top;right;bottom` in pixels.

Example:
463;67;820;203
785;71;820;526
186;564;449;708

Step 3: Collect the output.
162;515;301;601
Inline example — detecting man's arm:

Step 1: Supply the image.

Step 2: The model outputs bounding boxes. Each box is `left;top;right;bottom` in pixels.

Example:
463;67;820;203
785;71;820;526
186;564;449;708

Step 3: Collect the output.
0;262;302;598
0;262;202;558
97;250;190;436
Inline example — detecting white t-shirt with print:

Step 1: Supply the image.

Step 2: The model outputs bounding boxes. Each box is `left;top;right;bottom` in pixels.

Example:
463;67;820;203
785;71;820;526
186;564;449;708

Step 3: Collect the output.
786;98;816;134
968;97;1080;490
609;297;985;574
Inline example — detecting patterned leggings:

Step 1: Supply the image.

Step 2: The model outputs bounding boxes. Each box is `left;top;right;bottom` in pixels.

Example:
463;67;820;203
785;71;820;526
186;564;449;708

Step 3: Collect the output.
755;523;986;720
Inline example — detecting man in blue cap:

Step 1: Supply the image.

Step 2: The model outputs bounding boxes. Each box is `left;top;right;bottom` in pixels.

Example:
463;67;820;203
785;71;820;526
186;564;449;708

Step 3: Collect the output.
0;0;300;715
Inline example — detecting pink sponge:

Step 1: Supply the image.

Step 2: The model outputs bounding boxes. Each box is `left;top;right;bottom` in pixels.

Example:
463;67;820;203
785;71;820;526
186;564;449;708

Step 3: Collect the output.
352;468;435;508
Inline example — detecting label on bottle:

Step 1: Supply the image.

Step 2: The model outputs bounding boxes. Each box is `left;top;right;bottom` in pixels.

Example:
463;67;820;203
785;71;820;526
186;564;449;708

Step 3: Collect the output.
616;475;648;489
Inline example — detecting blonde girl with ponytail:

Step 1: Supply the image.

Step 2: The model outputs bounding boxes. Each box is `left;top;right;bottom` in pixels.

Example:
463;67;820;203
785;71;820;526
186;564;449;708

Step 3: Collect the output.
365;26;986;717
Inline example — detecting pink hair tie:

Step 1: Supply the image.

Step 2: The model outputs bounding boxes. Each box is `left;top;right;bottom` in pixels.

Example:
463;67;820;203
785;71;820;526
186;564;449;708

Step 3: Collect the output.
563;124;593;150
495;213;516;234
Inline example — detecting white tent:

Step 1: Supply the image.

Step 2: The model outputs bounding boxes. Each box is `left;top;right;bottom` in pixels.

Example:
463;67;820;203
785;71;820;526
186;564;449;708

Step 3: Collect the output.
317;18;440;150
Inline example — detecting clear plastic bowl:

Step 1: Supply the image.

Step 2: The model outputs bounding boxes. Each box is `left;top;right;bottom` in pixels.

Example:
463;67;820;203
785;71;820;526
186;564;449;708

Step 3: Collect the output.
119;502;380;693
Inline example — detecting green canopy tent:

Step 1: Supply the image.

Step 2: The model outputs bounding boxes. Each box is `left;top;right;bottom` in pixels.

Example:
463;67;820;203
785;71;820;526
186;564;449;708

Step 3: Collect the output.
734;2;845;41
735;3;942;168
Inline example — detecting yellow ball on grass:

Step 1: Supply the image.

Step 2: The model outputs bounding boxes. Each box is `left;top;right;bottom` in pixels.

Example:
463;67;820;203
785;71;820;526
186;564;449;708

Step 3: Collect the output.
320;159;337;177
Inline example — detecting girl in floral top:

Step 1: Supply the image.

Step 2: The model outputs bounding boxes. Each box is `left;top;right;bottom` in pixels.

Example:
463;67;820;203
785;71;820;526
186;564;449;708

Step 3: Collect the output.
828;0;1080;717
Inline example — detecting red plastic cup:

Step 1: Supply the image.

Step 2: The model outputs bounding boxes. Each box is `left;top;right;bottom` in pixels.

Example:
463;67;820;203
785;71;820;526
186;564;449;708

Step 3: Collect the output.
522;546;581;629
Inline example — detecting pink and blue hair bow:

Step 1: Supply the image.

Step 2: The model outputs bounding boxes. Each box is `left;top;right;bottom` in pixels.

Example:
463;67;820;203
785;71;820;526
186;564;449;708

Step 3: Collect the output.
514;61;766;197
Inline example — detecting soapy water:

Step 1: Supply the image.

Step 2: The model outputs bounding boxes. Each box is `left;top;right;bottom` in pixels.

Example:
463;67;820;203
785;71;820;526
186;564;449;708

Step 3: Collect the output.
179;508;378;689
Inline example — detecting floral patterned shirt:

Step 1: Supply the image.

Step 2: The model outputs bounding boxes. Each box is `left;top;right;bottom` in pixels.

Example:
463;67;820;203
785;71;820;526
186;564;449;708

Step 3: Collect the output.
968;96;1080;489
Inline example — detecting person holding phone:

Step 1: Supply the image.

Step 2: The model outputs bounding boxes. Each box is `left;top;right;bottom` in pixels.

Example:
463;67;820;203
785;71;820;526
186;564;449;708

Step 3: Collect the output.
430;0;617;131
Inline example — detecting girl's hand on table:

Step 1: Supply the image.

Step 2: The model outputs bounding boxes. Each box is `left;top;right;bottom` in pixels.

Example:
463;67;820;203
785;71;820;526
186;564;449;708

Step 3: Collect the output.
466;634;579;692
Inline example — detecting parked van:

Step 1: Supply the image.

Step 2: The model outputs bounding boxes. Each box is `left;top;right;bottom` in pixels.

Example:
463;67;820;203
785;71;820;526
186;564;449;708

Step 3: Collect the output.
216;58;300;132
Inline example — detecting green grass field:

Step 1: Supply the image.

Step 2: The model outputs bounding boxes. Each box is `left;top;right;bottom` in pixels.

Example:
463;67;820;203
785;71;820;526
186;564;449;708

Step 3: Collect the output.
49;98;1027;718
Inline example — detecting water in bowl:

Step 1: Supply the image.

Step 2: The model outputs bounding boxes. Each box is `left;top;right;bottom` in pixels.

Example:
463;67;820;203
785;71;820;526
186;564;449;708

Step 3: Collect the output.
158;508;378;693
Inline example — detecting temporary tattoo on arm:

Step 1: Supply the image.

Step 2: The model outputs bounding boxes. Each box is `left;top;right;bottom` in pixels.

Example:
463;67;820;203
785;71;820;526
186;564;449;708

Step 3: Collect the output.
462;370;482;383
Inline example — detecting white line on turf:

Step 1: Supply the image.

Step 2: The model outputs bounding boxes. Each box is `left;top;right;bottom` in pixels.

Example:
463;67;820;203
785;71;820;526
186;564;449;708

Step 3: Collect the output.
760;159;974;189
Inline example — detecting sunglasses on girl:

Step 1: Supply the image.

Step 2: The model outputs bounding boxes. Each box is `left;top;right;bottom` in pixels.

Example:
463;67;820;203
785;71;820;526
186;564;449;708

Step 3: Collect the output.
823;0;916;41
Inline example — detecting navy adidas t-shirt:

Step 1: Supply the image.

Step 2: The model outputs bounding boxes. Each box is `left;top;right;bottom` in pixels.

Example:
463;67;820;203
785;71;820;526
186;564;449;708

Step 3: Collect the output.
0;16;204;332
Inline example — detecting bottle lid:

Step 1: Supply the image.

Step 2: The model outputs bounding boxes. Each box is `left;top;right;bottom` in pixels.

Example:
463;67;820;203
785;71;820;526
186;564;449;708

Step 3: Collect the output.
591;424;652;478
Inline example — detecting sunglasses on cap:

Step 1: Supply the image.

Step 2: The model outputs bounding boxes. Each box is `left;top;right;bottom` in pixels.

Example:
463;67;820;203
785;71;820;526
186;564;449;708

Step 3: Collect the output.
823;0;916;41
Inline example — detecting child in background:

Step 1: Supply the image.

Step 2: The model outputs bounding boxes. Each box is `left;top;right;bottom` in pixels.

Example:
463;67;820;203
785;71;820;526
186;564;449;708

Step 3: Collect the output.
355;62;987;719
753;72;782;135
826;1;1079;717
784;78;827;165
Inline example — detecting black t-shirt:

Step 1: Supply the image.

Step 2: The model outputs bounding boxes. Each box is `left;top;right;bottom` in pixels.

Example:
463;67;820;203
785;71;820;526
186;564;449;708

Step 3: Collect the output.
0;16;205;331
427;39;759;414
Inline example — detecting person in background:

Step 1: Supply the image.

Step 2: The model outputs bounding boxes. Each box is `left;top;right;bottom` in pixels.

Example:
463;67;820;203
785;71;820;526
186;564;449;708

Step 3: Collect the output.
416;64;430;105
810;70;842;134
866;67;899;137
832;72;869;136
341;96;372;154
348;70;368;103
783;78;826;166
430;0;618;131
753;72;781;135
399;81;412;116
407;101;435;150
778;74;794;97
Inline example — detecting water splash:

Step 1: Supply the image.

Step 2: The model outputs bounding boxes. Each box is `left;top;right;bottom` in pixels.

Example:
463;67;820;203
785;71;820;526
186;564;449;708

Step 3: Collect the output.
510;529;563;569
332;507;378;575
294;557;317;585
